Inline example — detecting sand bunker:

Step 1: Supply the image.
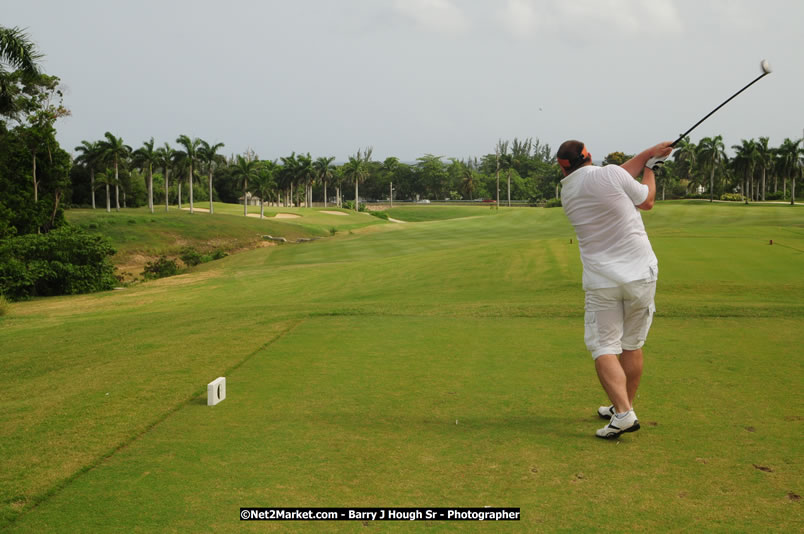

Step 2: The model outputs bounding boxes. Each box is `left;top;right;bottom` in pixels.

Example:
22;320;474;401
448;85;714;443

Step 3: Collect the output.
321;210;349;216
275;213;301;219
180;207;210;213
388;217;406;223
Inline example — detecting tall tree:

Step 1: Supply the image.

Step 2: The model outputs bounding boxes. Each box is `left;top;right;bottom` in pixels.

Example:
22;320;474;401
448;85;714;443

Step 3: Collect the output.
251;161;277;219
672;137;697;194
731;139;758;202
94;169;115;212
296;152;313;208
380;157;400;206
776;138;802;205
133;138;159;213
697;136;726;202
279;153;298;207
231;154;258;216
176;135;201;214
198;140;225;214
98;132;131;212
155;143;175;211
495;140;508;208
344;147;372;211
755;136;773;201
74;140;102;209
459;160;477;200
313;156;335;207
0;26;42;117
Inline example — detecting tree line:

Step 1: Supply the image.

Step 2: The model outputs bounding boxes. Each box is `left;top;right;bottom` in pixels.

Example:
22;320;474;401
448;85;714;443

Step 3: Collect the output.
68;137;567;214
652;135;802;203
68;132;802;215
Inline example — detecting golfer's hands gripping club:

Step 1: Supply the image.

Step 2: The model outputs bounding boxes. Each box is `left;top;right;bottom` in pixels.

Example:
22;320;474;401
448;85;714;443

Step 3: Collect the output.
645;142;674;171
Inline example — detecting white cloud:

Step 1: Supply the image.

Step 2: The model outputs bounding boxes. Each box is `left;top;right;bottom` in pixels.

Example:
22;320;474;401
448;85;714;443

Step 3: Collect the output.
498;0;683;39
392;0;471;35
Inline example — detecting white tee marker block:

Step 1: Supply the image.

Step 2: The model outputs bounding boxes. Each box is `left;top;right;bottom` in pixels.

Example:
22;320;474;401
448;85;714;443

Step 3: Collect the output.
207;377;226;406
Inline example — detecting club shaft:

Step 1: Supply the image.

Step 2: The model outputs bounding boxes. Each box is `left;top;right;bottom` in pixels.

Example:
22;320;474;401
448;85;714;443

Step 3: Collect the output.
672;72;769;147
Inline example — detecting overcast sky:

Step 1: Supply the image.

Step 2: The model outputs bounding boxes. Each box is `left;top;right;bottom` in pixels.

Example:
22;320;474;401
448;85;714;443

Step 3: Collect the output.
5;0;803;162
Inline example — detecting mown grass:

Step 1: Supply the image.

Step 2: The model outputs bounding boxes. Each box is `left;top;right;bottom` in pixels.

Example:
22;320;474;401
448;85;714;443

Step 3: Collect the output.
3;202;803;532
385;204;499;222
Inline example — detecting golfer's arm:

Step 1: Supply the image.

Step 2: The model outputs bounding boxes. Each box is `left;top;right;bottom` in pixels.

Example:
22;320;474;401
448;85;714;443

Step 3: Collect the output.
621;148;654;178
637;168;656;210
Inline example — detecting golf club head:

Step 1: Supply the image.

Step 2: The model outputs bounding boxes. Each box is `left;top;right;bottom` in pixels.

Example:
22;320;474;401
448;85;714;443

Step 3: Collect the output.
761;59;772;74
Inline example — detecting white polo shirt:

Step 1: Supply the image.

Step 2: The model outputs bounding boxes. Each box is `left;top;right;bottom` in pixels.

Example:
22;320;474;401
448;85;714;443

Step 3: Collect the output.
560;164;658;290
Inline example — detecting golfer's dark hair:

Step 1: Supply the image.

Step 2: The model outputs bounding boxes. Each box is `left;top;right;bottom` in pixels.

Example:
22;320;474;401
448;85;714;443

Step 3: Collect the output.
557;140;590;174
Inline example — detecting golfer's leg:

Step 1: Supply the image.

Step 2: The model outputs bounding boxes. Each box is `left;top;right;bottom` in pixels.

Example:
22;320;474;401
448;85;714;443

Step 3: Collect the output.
594;354;630;414
620;349;643;408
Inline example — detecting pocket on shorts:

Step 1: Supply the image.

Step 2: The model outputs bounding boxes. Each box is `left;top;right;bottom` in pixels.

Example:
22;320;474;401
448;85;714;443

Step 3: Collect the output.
584;311;599;352
638;303;656;344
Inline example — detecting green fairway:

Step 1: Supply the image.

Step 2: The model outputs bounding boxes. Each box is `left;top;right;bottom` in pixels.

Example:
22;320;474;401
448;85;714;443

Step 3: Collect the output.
2;203;802;532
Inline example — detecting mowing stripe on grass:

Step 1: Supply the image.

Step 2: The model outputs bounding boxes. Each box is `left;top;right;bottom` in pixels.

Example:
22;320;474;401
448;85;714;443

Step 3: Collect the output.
3;319;304;530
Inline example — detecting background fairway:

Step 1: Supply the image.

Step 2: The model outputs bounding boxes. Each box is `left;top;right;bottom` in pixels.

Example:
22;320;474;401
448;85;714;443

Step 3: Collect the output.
2;203;802;532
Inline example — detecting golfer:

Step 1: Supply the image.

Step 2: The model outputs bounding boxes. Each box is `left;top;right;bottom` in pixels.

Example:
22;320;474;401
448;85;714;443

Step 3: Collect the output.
557;140;673;439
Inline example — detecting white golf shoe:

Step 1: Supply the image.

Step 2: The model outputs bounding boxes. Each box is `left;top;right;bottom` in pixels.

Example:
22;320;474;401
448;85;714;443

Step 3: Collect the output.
596;410;640;439
597;405;615;419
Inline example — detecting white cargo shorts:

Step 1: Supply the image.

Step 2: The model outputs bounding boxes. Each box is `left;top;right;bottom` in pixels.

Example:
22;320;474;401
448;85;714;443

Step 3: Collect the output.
584;275;657;359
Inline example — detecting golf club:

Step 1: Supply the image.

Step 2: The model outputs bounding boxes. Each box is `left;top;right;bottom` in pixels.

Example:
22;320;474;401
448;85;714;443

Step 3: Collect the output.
671;59;773;147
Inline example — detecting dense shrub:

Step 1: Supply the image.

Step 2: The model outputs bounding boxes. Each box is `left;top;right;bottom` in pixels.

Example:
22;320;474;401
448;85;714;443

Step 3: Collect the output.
543;198;562;208
370;211;389;220
179;247;203;267
341;201;367;212
142;256;179;280
765;191;787;201
720;193;744;202
0;226;117;301
211;249;228;260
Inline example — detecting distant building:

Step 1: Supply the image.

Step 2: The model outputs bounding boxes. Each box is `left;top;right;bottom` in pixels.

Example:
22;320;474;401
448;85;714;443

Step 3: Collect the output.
238;192;261;206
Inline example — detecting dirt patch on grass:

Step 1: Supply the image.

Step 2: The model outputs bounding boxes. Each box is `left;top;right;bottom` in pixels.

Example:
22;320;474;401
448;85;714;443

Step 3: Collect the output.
321;210;349;216
148;269;221;287
179;207;210;213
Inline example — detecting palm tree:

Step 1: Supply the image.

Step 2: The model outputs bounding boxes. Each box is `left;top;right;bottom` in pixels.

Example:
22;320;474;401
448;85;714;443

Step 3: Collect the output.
133;138;159;213
198;140;225;214
98;132;131;212
279;153;299;207
94;170;116;212
731;139;757;202
313;156;335;207
156;143;175;211
495;140;508;208
74;140;102;209
381;157;400;207
0;26;42;116
755;137;773;201
231;154;258;216
672;137;697;194
776;138;802;205
460;161;476;200
343;147;373;211
251;162;277;219
696;136;726;202
176;135;201;214
332;165;345;207
296;152;313;208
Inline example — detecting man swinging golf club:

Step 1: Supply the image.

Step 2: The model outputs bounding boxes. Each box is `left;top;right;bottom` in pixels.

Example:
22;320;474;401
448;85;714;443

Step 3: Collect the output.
558;140;673;439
